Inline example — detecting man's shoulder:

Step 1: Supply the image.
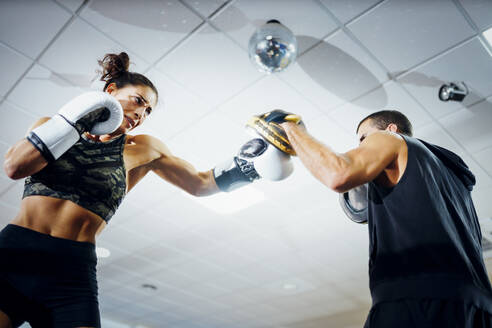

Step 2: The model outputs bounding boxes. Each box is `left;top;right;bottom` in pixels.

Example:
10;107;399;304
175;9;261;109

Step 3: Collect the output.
365;131;406;150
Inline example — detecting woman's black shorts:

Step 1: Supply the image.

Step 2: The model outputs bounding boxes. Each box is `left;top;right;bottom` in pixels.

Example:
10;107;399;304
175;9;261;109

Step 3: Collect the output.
0;224;100;328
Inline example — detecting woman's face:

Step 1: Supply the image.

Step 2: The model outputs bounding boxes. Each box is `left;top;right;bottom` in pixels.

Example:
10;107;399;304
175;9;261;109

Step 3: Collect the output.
106;83;157;134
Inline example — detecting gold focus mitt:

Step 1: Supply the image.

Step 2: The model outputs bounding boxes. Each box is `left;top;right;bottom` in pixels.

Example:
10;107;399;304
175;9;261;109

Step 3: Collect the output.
246;109;302;156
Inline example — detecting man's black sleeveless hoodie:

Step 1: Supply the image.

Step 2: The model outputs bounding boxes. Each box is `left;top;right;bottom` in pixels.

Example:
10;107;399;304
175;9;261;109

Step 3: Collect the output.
368;135;492;312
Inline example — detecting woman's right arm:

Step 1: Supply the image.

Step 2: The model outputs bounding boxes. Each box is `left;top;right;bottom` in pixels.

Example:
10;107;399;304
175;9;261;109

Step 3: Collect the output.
3;117;51;180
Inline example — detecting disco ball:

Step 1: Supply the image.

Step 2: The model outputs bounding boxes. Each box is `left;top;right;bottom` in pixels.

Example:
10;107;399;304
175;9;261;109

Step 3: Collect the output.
248;20;298;74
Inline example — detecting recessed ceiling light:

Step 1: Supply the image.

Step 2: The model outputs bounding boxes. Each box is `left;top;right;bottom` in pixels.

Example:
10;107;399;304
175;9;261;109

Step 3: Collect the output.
183;185;265;214
141;283;158;291
95;247;111;258
283;283;298;290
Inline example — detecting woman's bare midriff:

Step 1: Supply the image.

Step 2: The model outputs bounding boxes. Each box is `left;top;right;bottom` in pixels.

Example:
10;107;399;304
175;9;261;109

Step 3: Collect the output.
10;196;107;244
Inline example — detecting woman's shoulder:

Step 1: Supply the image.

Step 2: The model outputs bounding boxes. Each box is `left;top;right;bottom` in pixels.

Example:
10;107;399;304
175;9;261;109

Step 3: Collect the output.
126;133;159;144
125;134;169;153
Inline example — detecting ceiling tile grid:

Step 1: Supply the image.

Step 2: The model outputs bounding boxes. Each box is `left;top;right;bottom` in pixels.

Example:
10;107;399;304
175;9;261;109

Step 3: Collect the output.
155;22;263;107
0;201;19;226
0;0;72;58
458;0;492;31
347;0;475;73
216;74;324;127
182;0;228;18
318;0;384;24
7;64;86;118
40;17;150;88
53;0;84;13
79;0;203;64
438;96;492;154
0;101;37;146
211;0;339;54
396;37;492;119
474;146;492;177
279;29;390;114
139;68;216;140
0;142;17;193
0;43;32;98
330;80;434;134
2;1;492;327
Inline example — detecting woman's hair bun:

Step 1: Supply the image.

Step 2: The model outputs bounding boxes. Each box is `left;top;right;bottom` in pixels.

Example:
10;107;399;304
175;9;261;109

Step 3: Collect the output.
98;52;130;82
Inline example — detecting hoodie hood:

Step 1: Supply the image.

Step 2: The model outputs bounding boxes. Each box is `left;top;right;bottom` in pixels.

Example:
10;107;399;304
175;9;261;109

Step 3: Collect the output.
417;138;476;191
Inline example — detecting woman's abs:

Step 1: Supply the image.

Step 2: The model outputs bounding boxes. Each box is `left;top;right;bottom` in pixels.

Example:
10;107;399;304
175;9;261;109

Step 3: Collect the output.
11;196;106;243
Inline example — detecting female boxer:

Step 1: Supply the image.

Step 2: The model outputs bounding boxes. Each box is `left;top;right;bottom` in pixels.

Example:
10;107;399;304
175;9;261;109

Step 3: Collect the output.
0;52;291;328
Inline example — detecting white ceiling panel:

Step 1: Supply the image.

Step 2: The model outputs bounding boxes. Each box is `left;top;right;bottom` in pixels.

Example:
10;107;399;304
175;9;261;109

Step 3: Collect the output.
319;0;383;24
217;74;323;125
413;122;492;190
0;101;37;145
414;122;464;155
147;192;225;230
117;211;186;245
122;171;180;210
473;186;492;219
0;0;71;58
462;155;492;190
330;80;433;134
224;232;294;263
182;0;228;18
0;181;24;210
474;147;492;177
439;97;492;153
0;142;13;185
397;37;492;119
0;201;19;226
189;216;255;246
348;0;475;73
304;113;358;151
279;29;389;113
80;0;203;64
7;64;85;117
0;43;31;98
54;0;84;13
98;224;156;254
211;0;338;53
159;230;221;256
196;246;257;272
459;0;492;30
156;23;262;107
40;18;149;88
141;69;215;140
167;108;250;168
146;267;201;291
206;271;256;295
231;261;291;286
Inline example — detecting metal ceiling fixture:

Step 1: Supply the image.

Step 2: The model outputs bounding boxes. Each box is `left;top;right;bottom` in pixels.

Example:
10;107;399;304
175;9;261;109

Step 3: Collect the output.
248;19;298;74
438;82;468;102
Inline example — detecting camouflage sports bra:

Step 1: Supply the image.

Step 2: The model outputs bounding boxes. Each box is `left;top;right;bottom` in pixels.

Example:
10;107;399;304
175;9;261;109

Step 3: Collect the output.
23;134;127;222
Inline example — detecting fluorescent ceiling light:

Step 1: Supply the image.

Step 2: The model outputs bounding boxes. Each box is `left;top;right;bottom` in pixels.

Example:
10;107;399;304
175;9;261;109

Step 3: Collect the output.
184;185;265;214
95;247;111;258
483;26;492;50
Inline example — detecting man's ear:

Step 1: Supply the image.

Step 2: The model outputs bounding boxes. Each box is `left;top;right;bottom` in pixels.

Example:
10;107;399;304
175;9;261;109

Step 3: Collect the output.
386;123;398;133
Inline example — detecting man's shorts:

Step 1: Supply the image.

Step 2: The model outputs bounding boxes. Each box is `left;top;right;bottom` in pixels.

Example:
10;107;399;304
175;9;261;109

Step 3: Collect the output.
364;298;492;328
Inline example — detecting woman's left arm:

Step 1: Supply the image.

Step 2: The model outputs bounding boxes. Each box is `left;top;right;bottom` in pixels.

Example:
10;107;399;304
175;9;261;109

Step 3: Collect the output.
134;135;219;196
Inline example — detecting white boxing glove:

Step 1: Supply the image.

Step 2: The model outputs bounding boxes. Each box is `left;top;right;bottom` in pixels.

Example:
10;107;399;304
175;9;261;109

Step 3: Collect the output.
27;91;123;162
213;138;293;192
